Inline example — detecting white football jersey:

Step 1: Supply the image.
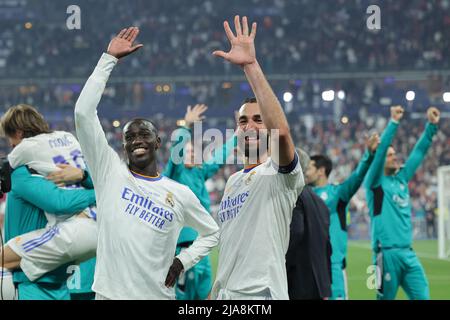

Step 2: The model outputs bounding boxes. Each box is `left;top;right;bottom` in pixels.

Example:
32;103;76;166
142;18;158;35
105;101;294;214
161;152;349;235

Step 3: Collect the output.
74;53;219;300
211;156;304;300
8;131;96;225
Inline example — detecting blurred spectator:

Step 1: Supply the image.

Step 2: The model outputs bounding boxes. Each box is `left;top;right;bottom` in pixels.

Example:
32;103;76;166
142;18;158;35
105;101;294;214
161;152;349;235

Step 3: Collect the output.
0;0;449;78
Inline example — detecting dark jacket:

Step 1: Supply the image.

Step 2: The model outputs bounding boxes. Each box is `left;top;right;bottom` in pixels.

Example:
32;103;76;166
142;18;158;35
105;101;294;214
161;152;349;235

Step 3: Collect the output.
286;186;332;299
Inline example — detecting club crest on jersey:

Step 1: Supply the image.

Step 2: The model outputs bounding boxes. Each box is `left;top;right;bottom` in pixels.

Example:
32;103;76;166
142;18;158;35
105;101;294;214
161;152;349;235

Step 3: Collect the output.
320;192;328;201
245;171;256;185
166;192;175;208
392;194;409;208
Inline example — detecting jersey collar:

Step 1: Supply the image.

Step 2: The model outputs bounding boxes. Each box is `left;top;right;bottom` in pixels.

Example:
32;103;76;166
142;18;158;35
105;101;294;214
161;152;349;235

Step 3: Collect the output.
131;170;162;182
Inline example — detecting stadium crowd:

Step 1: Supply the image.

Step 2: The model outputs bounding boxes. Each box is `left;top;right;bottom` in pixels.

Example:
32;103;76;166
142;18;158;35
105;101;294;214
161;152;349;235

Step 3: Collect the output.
1;0;450;78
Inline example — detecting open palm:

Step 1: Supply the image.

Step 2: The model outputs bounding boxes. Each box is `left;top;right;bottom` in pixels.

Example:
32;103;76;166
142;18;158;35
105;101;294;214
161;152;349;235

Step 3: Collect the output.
107;27;144;59
213;16;257;67
184;104;208;127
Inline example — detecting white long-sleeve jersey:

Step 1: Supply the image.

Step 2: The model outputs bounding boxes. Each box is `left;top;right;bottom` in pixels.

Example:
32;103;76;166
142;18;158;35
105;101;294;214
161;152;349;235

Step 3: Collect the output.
211;156;304;300
8;131;96;225
74;53;219;300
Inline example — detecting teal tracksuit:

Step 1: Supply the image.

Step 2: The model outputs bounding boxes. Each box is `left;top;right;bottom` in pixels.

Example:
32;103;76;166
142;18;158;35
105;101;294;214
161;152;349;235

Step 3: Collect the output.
66;174;97;300
163;126;236;300
4;166;96;300
364;120;437;300
69;258;96;300
313;150;374;299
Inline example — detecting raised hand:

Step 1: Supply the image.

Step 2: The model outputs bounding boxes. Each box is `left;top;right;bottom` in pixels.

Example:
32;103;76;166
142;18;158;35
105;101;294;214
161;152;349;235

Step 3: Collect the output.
366;133;380;154
184;104;208;127
390;105;404;122
107;27;144;59
427;106;440;124
213;15;257;67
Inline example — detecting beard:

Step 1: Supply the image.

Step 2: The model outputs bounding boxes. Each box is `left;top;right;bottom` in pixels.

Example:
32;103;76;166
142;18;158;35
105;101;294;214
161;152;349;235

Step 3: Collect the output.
244;138;269;161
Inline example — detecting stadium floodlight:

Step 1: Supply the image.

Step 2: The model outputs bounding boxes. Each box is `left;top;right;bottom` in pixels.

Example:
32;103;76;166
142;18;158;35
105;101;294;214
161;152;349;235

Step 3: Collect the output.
112;120;121;128
443;92;450;103
283;92;293;103
322;90;335;102
406;90;415;101
340;116;349;124
337;90;346;100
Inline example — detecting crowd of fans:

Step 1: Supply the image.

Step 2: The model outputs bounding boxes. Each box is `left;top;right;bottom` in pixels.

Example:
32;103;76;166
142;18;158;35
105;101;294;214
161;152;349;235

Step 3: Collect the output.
0;0;449;78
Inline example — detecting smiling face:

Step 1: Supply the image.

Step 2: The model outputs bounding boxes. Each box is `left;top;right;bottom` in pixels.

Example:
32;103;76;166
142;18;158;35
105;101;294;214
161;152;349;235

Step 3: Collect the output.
123;119;160;170
237;102;268;160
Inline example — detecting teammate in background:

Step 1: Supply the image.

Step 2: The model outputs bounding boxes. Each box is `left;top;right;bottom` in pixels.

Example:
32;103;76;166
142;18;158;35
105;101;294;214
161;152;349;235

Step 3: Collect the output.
74;27;219;300
210;16;304;300
364;106;440;300
305;133;380;299
0;105;96;300
163;104;237;300
286;148;332;300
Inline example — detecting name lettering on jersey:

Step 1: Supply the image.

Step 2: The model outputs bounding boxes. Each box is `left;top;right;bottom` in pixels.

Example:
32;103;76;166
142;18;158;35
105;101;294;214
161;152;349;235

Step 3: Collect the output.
48;134;74;149
121;187;174;230
217;191;250;223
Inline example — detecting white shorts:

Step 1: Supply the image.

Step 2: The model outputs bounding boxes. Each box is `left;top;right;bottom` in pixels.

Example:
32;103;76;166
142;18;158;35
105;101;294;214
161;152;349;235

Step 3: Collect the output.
7;216;97;281
0;268;17;300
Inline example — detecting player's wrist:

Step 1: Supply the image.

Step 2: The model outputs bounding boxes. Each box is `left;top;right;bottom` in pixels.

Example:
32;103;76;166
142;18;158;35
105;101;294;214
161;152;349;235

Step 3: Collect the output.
177;119;191;129
103;52;119;62
243;59;259;72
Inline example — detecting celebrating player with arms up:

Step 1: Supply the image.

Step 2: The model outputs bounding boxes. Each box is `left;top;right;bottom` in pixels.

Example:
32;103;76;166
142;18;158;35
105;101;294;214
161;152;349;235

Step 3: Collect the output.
364;106;440;300
210;16;304;300
305;133;380;299
74;27;219;300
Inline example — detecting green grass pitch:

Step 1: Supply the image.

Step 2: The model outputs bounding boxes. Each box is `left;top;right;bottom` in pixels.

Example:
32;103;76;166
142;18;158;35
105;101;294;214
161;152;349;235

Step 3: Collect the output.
209;240;450;300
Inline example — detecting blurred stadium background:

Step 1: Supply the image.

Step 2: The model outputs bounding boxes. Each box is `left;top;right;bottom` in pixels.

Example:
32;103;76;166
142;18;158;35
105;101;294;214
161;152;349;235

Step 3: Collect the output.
0;0;449;299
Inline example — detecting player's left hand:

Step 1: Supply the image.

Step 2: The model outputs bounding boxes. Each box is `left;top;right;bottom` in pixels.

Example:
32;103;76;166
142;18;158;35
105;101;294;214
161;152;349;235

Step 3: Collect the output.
107;27;144;59
427;107;440;124
47;164;84;187
165;257;184;288
213;15;257;68
366;133;380;154
184;104;208;127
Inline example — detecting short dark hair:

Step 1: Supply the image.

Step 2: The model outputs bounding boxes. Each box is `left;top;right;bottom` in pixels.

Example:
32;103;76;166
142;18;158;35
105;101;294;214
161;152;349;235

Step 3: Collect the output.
123;118;158;135
243;97;257;104
310;155;333;177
